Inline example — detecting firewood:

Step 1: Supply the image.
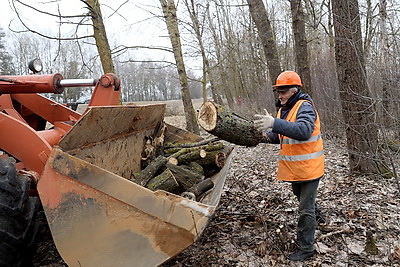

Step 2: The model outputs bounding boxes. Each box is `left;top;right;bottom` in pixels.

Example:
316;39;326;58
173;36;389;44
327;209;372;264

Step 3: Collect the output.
176;149;207;165
189;151;226;169
134;155;168;186
185;161;204;176
197;101;263;147
146;169;179;192
164;136;220;148
181;178;214;200
165;162;204;190
165;142;223;157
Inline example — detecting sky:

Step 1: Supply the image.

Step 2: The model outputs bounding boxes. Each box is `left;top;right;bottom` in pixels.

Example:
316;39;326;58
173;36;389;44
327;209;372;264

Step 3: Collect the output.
1;0;176;63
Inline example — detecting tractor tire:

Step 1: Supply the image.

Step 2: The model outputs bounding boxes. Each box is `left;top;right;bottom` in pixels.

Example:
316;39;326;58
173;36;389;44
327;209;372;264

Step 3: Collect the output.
0;157;40;267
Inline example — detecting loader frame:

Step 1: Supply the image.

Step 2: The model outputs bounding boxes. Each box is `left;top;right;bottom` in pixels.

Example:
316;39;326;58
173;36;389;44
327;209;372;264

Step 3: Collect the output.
0;73;120;173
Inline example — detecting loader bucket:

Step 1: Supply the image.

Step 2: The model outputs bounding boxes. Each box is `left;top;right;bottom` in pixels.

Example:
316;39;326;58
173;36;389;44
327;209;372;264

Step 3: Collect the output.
37;104;233;267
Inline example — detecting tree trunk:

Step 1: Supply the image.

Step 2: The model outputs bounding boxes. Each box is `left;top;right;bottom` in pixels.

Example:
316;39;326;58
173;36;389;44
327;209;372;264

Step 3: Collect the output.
378;0;392;129
290;0;312;95
331;0;385;174
159;0;200;134
198;101;263;147
246;0;282;86
84;0;115;74
183;0;211;104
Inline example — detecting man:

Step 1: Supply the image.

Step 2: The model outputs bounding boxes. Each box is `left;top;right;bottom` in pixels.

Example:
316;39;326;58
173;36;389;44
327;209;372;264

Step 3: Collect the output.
254;70;325;261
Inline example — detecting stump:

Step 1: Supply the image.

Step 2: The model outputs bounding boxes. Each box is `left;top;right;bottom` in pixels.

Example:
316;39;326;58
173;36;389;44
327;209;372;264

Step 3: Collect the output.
197;101;263;147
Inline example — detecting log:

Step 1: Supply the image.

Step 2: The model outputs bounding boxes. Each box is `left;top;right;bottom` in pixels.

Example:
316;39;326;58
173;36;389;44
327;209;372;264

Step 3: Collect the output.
164;142;223;155
181;178;214;201
134;155;168;186
189;178;214;196
164;136;219;149
197;101;263;147
188;151;226;169
146;169;179;192
176;149;207;165
165;162;204;190
185;161;204;176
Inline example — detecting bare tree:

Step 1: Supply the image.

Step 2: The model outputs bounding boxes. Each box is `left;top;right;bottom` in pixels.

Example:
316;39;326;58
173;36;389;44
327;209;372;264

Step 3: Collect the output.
83;0;115;74
290;0;312;95
183;0;214;103
159;0;200;134
10;0;116;74
246;0;281;87
331;0;386;174
378;0;392;128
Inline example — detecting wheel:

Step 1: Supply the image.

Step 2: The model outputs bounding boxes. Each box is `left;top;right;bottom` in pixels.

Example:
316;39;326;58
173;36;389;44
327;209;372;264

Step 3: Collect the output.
0;157;40;267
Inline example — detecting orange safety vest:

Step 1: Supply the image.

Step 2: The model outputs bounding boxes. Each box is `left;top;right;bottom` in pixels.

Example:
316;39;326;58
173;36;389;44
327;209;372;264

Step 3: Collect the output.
276;100;324;182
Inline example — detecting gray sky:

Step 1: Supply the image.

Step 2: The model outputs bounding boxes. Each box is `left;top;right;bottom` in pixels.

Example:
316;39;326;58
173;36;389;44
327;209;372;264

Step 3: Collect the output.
1;0;173;60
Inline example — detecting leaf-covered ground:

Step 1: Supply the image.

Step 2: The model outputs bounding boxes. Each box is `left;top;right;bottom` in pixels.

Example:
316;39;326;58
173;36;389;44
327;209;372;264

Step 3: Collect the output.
32;115;400;266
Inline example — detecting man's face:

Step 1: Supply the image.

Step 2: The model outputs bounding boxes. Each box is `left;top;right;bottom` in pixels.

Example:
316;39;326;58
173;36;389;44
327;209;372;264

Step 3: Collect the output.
277;88;296;105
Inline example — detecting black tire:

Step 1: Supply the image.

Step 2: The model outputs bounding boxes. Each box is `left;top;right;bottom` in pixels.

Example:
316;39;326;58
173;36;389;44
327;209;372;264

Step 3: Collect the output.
0;157;40;267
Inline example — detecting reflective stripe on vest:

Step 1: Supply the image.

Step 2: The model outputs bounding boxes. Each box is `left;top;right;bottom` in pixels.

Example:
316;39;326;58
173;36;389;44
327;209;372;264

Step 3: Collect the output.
276;100;324;181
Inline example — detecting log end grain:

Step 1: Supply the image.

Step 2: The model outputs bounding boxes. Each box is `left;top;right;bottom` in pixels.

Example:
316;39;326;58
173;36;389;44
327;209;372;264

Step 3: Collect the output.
198;101;217;131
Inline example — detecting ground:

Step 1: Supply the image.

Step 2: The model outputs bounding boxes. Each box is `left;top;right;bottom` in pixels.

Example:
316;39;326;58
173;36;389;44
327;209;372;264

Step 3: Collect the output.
32;103;400;267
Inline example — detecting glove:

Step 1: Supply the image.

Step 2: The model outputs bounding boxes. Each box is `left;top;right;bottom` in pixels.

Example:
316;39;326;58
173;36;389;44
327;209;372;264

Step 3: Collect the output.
254;109;274;130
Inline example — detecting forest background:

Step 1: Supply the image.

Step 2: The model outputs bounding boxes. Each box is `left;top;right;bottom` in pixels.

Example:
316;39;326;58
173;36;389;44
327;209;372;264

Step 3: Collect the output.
1;0;400;185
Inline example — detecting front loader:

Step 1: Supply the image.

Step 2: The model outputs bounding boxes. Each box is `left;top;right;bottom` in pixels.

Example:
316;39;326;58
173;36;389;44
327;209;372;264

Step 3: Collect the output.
0;68;233;266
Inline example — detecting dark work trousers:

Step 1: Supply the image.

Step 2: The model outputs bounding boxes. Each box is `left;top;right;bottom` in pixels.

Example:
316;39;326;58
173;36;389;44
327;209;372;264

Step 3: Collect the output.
291;178;320;252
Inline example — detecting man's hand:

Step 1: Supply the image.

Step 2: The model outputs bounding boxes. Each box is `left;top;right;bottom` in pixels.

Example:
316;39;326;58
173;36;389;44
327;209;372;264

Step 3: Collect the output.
254;109;274;130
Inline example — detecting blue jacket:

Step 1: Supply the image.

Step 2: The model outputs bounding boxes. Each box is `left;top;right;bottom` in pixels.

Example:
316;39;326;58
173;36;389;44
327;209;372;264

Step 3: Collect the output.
266;90;317;144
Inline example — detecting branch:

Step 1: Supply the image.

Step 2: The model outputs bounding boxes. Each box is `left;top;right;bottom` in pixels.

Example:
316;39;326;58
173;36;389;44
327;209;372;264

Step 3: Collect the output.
10;0;94;41
14;0;86;19
112;45;174;55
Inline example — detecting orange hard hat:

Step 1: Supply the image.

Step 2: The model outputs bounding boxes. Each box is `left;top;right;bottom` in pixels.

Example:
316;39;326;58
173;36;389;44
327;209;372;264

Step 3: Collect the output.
273;71;303;88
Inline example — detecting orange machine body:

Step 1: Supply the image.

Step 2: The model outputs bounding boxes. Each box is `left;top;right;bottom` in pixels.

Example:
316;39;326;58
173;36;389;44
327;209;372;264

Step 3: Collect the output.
0;73;120;174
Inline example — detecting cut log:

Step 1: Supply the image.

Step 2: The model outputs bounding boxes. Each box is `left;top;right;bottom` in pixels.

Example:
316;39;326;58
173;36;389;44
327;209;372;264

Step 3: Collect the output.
183;178;214;199
185;161;204;176
165;162;204;190
197;101;263;147
189;151;226;169
164;136;219;148
176;149;207;165
134;155;168;186
166;142;224;165
146;169;179;191
164;142;223;155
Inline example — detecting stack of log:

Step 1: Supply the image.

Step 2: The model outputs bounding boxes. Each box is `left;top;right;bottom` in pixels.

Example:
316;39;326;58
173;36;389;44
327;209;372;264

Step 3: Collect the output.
130;129;228;201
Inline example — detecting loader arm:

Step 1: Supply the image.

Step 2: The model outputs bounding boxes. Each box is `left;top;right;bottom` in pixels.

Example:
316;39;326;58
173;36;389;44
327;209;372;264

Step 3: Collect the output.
0;73;121;173
0;112;52;174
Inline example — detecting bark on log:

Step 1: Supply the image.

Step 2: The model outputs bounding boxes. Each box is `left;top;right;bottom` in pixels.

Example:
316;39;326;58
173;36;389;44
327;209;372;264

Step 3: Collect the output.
187;151;226;169
176;149;207;165
164;142;223;155
165;136;219;148
197;101;263;147
134;155;168;186
185;161;204;176
146;169;179;191
189;178;214;196
165;162;204;190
